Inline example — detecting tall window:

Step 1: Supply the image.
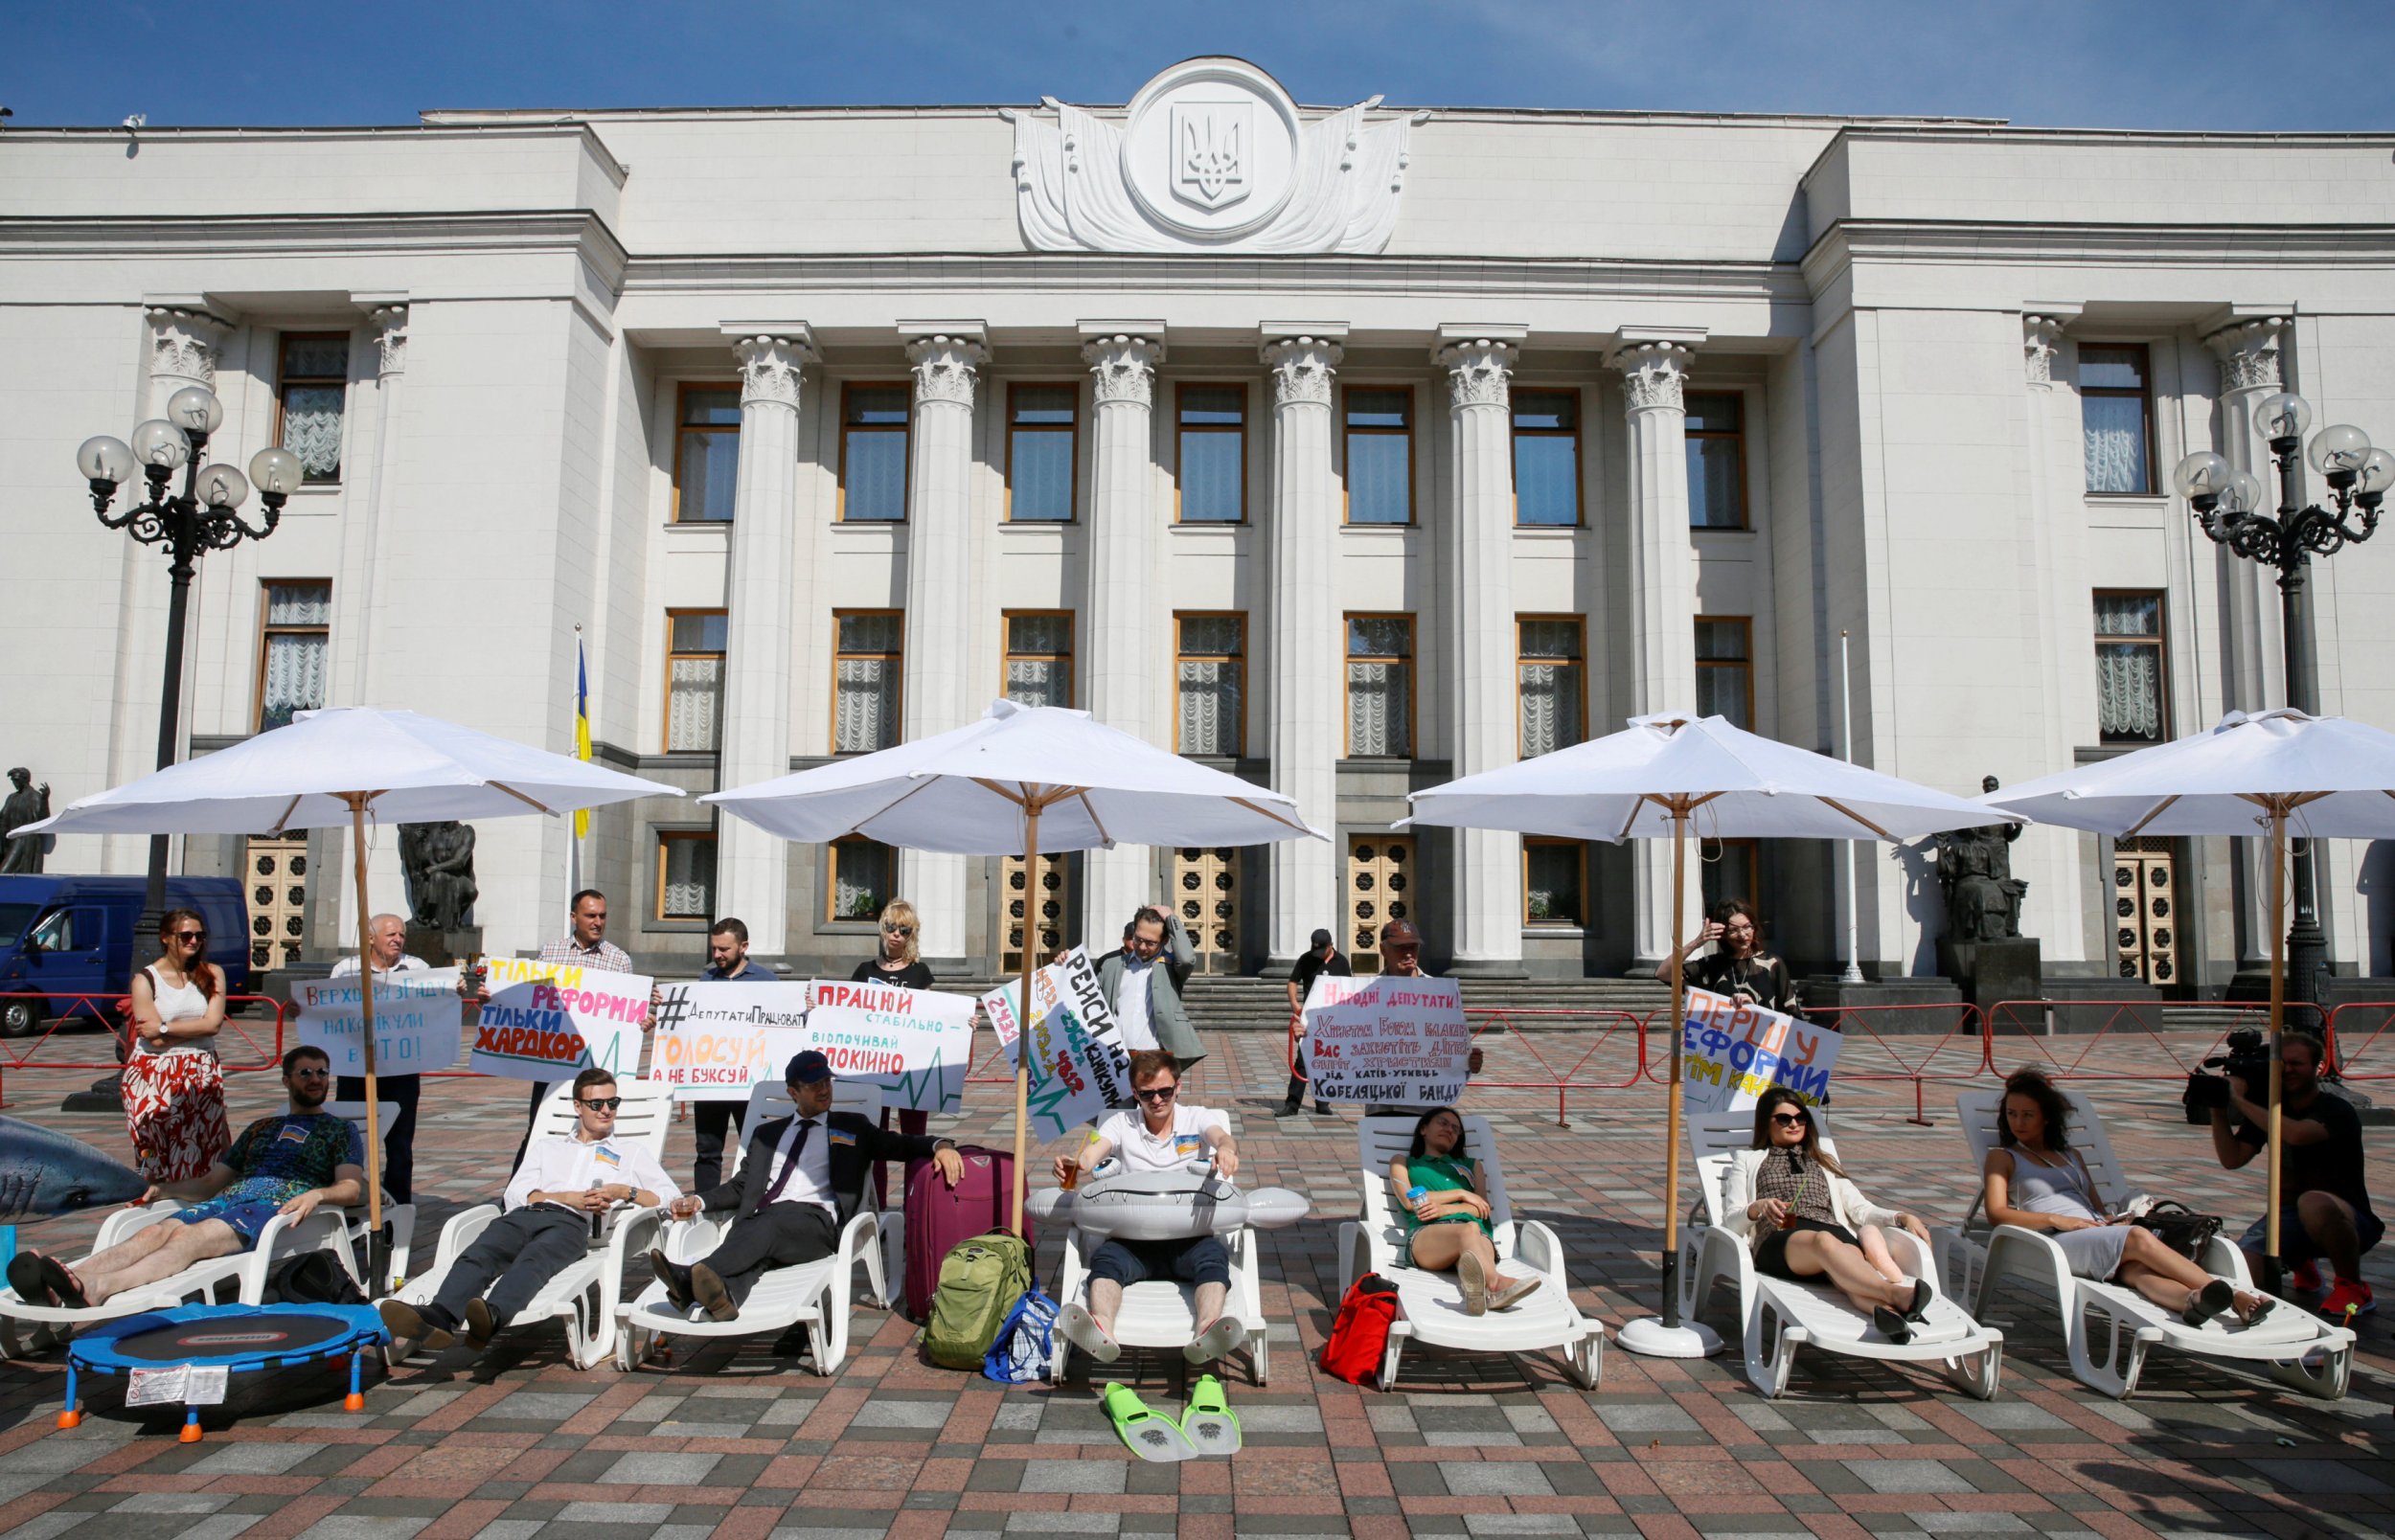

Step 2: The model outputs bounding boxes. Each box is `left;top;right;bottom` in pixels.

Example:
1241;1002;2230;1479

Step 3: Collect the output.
1686;392;1746;529
2082;345;2154;494
1175;613;1245;756
833;610;902;754
1517;617;1585;758
1176;384;1245;523
840;383;909;522
673;385;741;523
2095;591;2167;743
829;837;894;922
1346;614;1415;758
1003;612;1074;709
1695;618;1753;729
1701;838;1759;917
1343;387;1412;525
664;610;727;753
657;832;717;921
1513;390;1580;527
256;580;331;732
1008;384;1078;522
1524;839;1585;927
275;334;350;485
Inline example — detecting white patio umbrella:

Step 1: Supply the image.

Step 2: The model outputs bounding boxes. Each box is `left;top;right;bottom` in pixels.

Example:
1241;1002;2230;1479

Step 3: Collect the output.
1984;707;2395;1279
1403;712;1998;1357
705;697;1328;1232
14;707;683;1232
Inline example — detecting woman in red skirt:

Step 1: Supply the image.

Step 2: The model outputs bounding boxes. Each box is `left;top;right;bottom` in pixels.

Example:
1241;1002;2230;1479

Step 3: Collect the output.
121;908;231;1182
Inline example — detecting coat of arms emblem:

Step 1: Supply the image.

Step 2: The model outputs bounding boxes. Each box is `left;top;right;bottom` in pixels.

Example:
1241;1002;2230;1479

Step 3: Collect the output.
1170;101;1251;210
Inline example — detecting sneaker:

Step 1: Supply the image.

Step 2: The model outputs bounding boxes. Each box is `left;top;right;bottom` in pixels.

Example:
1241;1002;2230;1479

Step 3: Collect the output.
1456;1251;1490;1317
1487;1275;1542;1312
2319;1279;2376;1320
2290;1258;2324;1295
464;1297;496;1350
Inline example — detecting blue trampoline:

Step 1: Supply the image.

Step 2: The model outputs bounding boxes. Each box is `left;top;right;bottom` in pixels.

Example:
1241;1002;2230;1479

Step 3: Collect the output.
62;1302;388;1441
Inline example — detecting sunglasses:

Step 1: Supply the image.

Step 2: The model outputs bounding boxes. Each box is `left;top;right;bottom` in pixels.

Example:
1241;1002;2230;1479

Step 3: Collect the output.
578;1097;623;1111
289;1067;331;1078
1769;1111;1810;1126
1133;1086;1179;1103
883;924;913;936
172;931;206;942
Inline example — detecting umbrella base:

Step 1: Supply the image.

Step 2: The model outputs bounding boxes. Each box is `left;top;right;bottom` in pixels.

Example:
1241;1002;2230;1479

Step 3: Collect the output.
1615;1317;1722;1359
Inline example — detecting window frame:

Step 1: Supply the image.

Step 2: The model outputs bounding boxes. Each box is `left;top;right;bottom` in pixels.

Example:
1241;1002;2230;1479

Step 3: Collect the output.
2079;342;2157;497
2094;588;2171;744
272;331;352;487
1343;611;1418;759
830;607;904;755
1521;837;1588;928
1340;385;1415;528
1515;614;1587;759
661;607;729;754
1000;608;1076;710
671;381;742;524
826;835;896;926
1174;610;1247;757
836;380;912;524
1694;616;1755;729
1005;381;1081;524
1174;381;1248;525
654;829;718;923
1510;387;1584;529
1685;389;1750;531
253;578;332;735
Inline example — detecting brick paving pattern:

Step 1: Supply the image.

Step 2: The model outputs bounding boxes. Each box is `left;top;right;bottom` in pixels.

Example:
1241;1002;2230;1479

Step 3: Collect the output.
0;1022;2387;1539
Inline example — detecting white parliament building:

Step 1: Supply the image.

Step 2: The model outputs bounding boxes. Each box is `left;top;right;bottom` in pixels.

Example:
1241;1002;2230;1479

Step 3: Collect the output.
5;57;2394;989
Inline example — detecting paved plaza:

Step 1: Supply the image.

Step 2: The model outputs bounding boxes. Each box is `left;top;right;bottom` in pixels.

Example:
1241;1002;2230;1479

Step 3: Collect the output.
0;1024;2387;1540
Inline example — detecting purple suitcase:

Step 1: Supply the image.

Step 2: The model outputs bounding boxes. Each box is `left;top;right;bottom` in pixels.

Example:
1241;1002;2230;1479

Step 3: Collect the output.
901;1145;1032;1322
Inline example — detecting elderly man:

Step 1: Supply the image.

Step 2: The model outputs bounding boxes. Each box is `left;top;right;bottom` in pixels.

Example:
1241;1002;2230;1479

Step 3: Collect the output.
330;913;431;1203
1095;906;1204;1074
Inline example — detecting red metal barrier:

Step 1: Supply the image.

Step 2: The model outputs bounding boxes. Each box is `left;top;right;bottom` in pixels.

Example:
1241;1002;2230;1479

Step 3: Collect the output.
1981;997;2271;1085
1463;1009;1649;1129
1789;1003;1991;1126
2325;1001;2395;1081
0;992;289;1111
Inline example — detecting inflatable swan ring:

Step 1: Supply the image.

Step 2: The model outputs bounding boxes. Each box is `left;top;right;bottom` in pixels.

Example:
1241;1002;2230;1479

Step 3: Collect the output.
1027;1158;1312;1241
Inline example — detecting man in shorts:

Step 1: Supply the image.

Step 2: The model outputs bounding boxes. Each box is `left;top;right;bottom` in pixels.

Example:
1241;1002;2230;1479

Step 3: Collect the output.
9;1046;364;1308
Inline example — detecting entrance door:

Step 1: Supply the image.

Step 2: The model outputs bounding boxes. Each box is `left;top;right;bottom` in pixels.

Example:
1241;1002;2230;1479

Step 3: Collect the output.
247;835;309;972
1172;847;1240;973
1347;835;1415;974
2113;836;2177;987
1000;852;1071;977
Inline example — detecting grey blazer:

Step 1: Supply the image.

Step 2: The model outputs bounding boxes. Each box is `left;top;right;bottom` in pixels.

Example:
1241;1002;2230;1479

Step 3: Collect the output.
1094;912;1205;1067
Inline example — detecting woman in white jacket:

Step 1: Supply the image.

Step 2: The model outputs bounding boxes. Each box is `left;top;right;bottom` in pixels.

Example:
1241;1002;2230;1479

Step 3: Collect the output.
1723;1087;1937;1343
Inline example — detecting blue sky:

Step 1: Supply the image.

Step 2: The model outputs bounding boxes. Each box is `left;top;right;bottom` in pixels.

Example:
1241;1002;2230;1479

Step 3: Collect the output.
6;1;2393;129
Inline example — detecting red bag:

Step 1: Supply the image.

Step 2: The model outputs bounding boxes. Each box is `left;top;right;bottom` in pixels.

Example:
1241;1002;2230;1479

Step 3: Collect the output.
1318;1272;1402;1386
901;1146;1031;1322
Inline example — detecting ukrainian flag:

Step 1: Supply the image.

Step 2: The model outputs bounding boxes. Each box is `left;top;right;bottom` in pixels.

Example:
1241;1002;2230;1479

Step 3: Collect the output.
573;639;591;839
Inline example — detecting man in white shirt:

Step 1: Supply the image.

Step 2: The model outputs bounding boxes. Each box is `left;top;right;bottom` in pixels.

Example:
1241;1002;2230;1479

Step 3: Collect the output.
1093;908;1204;1071
1051;1050;1245;1367
331;912;432;1203
376;1067;676;1357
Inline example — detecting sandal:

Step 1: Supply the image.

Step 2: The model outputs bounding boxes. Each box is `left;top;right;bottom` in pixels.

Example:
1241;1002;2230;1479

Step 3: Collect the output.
2180;1278;2234;1327
1101;1382;1197;1462
1058;1302;1121;1364
1487;1275;1542;1312
6;1253;52;1306
39;1257;88;1310
1184;1314;1244;1366
1179;1371;1242;1457
2233;1294;2278;1331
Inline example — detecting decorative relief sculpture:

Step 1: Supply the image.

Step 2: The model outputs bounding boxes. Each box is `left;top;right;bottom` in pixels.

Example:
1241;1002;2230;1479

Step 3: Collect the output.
2022;315;2066;385
733;335;809;409
1263;337;1341;408
146;307;228;389
906;335;987;407
1614;342;1693;413
1006;57;1426;256
1083;335;1163;407
2207;317;2288;395
372;305;409;378
1440;339;1516;411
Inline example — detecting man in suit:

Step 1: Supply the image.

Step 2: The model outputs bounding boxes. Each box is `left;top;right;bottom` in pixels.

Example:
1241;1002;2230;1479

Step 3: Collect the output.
650;1050;963;1322
1094;906;1205;1072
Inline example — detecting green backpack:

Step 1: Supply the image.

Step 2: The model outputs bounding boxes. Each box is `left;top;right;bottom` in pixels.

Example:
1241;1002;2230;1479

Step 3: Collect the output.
924;1229;1033;1370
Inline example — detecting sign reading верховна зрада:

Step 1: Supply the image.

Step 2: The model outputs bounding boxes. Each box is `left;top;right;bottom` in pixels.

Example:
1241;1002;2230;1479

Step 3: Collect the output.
297;968;464;1076
466;956;650;1081
1300;974;1470;1105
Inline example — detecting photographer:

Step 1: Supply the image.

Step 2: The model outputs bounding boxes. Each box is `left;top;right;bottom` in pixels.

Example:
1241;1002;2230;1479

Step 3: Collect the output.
2207;1030;2381;1318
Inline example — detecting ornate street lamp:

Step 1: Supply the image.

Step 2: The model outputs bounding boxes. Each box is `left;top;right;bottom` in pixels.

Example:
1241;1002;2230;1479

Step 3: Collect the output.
2176;401;2394;1028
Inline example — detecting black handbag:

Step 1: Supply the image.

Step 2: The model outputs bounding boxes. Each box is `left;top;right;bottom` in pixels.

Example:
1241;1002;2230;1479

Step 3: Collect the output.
2133;1200;2224;1260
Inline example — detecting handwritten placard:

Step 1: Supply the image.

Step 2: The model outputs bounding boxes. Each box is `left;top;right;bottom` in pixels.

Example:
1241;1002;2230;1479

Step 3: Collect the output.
984;947;1133;1141
1301;973;1470;1105
649;981;810;1099
466;956;650;1082
297;969;463;1076
1679;986;1841;1115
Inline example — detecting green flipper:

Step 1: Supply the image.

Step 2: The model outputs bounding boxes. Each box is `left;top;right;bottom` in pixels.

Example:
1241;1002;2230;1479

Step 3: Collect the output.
1101;1381;1198;1462
1179;1371;1242;1457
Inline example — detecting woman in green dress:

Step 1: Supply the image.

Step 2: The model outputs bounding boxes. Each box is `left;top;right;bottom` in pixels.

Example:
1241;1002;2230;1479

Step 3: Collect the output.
1389;1106;1540;1316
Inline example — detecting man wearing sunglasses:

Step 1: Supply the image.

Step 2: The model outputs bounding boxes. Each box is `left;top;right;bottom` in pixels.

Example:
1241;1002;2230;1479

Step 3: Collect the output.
686;917;775;1192
379;1067;677;1358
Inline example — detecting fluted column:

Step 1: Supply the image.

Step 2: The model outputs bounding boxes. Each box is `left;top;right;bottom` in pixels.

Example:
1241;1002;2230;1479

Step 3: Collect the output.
1613;338;1702;968
1440;335;1523;967
348;305;407;704
1082;330;1169;935
1264;333;1345;963
716;330;814;950
898;330;987;963
2019;313;2088;962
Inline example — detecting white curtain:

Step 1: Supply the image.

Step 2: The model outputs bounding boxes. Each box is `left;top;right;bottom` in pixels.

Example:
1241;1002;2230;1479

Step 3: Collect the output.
833;842;890;920
1348;663;1409;757
1177;659;1240;756
1518;662;1582;758
2096;645;2162;739
661;838;716;918
667;656;722;752
1005;659;1067;711
2083;397;2147;493
259;584;330;731
834;657;898;753
282;385;346;481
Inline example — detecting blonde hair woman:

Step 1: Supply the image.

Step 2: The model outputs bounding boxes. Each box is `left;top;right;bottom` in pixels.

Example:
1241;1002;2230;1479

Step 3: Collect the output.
853;897;937;1164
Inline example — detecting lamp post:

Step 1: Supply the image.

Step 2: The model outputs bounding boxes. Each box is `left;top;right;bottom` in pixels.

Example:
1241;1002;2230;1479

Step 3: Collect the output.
2175;399;2394;1031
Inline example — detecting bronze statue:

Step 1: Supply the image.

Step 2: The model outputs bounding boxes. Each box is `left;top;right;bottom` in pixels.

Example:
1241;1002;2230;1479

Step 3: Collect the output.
0;769;50;874
399;819;477;933
1934;775;2028;943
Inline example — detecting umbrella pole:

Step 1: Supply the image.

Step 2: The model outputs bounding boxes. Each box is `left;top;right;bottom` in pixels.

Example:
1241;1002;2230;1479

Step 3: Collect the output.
1011;803;1039;1237
2266;804;2287;1288
1661;799;1689;1330
345;794;384;1238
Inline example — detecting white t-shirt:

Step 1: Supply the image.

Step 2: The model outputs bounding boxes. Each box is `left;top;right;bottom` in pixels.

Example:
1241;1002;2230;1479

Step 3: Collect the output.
330;953;430;978
1114;959;1158;1052
1097;1102;1228;1172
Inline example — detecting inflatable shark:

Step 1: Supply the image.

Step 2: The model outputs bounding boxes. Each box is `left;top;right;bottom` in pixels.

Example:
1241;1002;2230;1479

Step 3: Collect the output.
1028;1160;1311;1241
0;1116;148;1221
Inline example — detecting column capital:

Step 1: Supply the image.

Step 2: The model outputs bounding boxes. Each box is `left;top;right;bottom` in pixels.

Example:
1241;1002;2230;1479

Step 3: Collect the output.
1436;336;1519;411
369;305;409;378
1608;339;1696;413
2022;314;2069;385
1082;333;1165;408
145;306;234;387
1262;335;1344;408
905;333;990;407
2205;315;2289;394
730;333;815;410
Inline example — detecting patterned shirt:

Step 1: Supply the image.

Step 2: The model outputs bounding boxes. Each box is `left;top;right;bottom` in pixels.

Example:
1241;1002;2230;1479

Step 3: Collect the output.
537;936;634;973
1751;1145;1836;1227
218;1113;365;1208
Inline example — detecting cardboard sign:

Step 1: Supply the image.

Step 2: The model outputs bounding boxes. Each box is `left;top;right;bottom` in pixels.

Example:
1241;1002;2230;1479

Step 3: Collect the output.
466;956;650;1082
297;968;464;1076
648;981;811;1100
1301;973;1470;1105
984;947;1132;1142
1679;986;1842;1115
801;980;978;1114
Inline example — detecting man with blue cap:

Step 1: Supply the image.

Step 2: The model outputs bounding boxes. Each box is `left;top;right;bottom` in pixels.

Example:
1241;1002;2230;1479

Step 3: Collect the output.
653;1049;963;1321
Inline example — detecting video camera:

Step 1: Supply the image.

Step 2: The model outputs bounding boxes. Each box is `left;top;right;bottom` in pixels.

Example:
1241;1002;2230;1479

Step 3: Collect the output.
2182;1028;2271;1124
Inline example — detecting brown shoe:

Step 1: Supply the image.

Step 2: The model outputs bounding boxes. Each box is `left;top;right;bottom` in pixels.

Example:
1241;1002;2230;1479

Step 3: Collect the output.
464;1297;496;1349
691;1263;737;1323
378;1299;452;1354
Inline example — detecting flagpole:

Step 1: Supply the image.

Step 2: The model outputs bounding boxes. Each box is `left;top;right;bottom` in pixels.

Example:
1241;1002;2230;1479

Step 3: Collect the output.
568;625;586;929
1839;630;1863;984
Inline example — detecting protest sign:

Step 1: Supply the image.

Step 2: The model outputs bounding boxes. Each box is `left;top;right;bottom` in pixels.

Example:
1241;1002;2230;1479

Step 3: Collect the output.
983;947;1131;1142
297;968;464;1076
803;979;979;1114
1679;987;1842;1115
1300;973;1470;1105
466;955;650;1081
648;981;810;1100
